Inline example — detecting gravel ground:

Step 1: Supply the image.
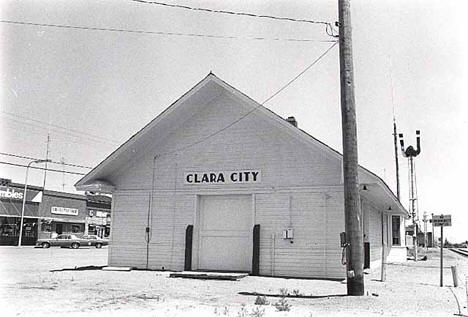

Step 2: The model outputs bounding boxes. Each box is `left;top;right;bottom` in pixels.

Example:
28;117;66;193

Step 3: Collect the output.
0;246;467;317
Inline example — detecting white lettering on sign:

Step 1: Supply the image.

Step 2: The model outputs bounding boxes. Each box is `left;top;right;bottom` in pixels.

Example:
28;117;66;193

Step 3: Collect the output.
88;210;108;218
432;214;452;227
51;206;79;216
184;170;261;185
0;187;24;200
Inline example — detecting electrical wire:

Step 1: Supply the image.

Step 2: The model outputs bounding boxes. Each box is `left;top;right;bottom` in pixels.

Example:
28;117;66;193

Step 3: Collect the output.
0;152;92;169
0;161;86;176
0;110;120;145
131;0;331;25
154;40;338;158
0;20;335;43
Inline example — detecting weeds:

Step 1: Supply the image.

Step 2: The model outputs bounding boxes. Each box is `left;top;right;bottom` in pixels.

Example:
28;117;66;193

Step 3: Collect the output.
254;295;269;305
292;289;302;296
250;306;265;317
237;304;248;317
274;288;291;312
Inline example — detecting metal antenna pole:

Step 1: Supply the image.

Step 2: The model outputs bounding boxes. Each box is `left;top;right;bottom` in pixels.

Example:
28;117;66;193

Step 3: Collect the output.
42;133;50;189
393;118;400;200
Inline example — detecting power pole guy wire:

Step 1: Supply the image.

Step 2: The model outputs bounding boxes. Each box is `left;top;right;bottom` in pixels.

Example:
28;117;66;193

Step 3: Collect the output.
156;41;338;158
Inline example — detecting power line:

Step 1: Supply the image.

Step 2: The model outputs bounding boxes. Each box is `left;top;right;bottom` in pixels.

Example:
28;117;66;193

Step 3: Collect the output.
157;41;338;157
131;0;331;25
0;161;86;176
0;110;120;145
4;116;118;149
0;20;335;43
0;152;92;169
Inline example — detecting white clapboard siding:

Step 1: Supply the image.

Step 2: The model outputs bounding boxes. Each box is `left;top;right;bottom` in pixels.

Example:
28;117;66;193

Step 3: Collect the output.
363;200;383;264
109;192;150;268
146;193;195;270
110;92;342;192
104;86;391;279
256;191;345;279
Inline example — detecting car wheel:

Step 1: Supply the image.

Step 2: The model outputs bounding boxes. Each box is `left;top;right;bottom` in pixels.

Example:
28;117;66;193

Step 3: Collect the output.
41;242;50;248
71;242;80;249
95;243;103;249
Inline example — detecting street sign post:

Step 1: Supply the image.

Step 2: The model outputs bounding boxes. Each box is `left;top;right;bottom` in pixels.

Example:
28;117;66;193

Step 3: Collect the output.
432;214;452;287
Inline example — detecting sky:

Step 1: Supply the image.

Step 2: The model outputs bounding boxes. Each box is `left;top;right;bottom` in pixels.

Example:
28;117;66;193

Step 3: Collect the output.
1;0;467;242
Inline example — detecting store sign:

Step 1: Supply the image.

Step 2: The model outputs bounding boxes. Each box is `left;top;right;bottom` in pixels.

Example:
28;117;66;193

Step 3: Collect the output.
86;216;106;225
0;187;24;200
184;170;261;185
88;210;108;218
432;214;452;227
51;206;79;216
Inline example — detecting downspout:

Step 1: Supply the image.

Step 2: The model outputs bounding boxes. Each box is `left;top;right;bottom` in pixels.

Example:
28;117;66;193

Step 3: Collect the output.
145;155;158;269
381;210;387;281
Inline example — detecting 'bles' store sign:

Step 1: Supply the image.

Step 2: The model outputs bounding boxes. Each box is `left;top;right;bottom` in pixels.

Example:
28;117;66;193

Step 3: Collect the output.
184;170;261;185
0;187;23;200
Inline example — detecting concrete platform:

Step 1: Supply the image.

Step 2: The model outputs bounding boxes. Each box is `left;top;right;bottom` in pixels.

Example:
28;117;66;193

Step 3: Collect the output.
102;266;132;271
169;271;248;281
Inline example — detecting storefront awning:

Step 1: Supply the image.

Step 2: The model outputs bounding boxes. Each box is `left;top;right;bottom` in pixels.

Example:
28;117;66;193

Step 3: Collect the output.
0;199;39;217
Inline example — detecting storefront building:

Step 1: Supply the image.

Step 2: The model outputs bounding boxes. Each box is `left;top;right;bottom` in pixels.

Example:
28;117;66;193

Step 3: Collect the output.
85;194;112;238
0;179;112;245
0;181;42;245
76;74;409;279
38;190;87;239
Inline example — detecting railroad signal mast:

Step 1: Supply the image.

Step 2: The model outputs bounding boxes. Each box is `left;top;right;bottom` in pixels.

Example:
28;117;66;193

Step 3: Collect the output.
399;130;421;261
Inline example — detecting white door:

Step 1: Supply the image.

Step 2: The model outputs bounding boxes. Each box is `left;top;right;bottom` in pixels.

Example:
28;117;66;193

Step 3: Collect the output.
198;195;252;272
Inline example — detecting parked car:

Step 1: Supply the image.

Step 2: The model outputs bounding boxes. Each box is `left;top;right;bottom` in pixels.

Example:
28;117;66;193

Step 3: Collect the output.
79;235;109;248
35;234;108;249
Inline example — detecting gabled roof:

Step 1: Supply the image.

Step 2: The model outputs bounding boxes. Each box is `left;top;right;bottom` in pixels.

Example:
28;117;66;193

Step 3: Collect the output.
75;73;408;217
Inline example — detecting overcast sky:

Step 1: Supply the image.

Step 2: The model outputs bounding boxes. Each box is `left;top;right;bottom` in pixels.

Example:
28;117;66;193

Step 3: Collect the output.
1;0;467;242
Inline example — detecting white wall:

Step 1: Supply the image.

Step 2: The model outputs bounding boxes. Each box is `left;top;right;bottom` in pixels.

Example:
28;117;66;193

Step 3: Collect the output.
107;91;386;278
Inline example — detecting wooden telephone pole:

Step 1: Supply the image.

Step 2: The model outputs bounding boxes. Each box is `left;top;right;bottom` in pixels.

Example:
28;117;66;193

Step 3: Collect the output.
338;0;364;295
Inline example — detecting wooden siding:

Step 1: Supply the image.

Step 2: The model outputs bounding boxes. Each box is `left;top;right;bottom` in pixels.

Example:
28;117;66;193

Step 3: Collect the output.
106;92;387;278
362;199;383;265
255;190;345;279
108;192;149;268
110;92;342;191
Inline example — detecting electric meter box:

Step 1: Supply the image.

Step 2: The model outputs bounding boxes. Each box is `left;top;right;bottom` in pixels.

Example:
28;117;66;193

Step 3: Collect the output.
282;228;294;239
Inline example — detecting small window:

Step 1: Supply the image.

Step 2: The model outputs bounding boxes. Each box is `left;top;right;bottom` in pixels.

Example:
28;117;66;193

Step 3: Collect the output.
392;216;401;246
41;223;51;232
71;225;81;233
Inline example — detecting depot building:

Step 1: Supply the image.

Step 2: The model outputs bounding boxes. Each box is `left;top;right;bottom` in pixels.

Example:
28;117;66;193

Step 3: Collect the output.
76;74;408;279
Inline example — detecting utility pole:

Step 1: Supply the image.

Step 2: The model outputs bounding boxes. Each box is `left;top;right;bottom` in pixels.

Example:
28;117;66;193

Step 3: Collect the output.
423;212;428;249
431;213;435;247
338;0;364;296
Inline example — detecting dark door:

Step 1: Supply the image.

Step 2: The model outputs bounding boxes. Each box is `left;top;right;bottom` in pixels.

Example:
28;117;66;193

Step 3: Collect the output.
56;223;63;235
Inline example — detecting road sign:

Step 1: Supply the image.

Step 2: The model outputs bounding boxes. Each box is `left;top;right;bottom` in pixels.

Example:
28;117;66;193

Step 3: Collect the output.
432;214;451;227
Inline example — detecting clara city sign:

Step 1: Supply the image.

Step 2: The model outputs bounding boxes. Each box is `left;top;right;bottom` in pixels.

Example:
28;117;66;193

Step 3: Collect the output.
184;170;261;185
